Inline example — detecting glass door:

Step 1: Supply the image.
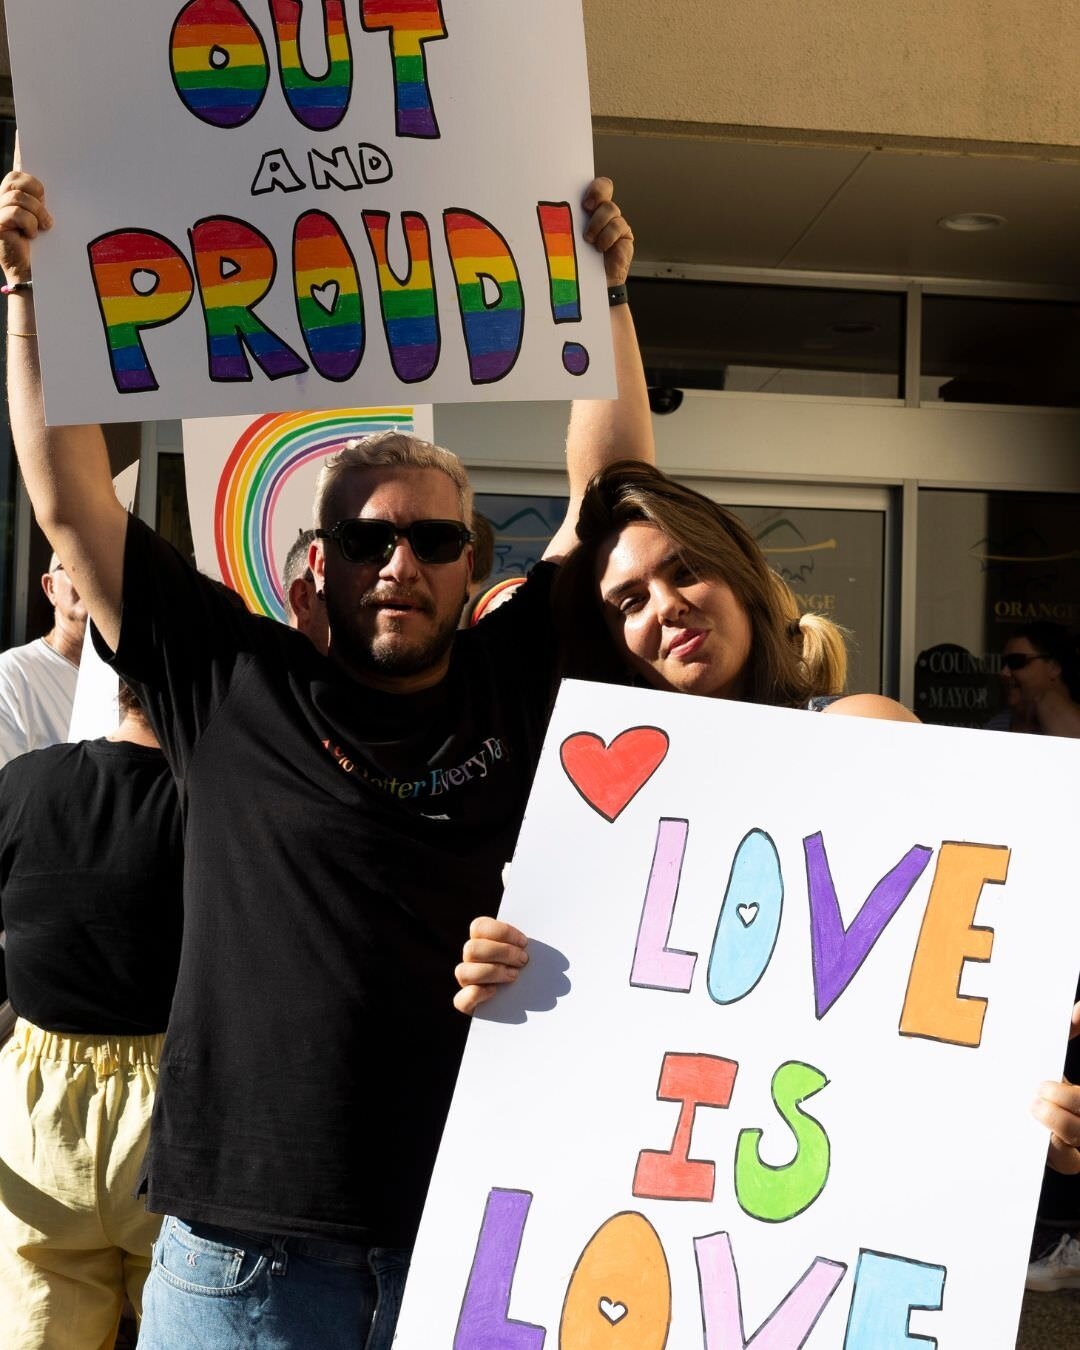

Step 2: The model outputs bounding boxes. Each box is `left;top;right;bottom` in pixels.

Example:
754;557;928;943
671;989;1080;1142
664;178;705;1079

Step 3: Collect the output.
694;482;894;697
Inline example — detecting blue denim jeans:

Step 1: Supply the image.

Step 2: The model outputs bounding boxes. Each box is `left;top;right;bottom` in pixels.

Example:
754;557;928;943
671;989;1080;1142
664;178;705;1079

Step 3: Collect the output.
137;1215;410;1349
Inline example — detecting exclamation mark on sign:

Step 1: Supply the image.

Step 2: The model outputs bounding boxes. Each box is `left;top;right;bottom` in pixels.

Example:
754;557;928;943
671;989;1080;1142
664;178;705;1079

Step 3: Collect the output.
537;201;589;376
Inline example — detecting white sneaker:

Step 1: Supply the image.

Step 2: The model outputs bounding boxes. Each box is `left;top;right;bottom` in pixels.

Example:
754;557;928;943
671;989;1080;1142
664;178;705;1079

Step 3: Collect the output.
1026;1232;1080;1292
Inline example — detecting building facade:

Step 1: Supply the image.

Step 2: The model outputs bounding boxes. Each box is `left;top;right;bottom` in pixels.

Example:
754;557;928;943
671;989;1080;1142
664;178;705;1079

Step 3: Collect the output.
2;0;1079;723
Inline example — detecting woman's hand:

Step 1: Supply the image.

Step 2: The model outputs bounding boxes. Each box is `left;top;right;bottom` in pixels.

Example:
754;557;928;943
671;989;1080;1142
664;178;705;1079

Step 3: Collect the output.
454;916;529;1015
0;170;52;286
1032;1002;1080;1174
581;177;633;287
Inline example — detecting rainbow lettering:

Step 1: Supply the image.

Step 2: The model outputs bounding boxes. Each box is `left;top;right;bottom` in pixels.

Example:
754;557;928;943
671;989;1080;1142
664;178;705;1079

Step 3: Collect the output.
360;0;447;138
362;211;440;383
190;216;308;382
170;0;269;129
293;211;364;380
537;201;589;376
87;231;195;394
268;0;352;132
443;210;523;385
213;408;419;618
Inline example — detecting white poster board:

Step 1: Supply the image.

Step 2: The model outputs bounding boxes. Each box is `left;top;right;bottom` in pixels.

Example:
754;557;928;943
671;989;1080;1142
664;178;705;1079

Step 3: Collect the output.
6;1;611;425
183;405;432;618
396;680;1080;1348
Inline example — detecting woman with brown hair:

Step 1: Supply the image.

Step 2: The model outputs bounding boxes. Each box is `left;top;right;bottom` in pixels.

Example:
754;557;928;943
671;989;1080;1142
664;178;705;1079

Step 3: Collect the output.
551;460;908;720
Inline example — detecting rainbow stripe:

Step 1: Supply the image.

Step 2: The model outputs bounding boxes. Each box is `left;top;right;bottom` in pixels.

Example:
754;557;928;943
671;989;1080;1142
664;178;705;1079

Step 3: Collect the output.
293;211;364;380
362;210;439;383
87;231;195;393
191;216;308;382
443;210;523;385
170;0;269;129
537;201;589;376
360;0;446;138
269;0;352;132
537;202;581;323
213;408;418;618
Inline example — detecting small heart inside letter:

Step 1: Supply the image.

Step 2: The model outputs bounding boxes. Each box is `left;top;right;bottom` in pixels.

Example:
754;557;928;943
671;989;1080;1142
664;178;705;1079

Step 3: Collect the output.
560;727;669;822
737;903;759;927
598;1297;627;1325
311;281;340;313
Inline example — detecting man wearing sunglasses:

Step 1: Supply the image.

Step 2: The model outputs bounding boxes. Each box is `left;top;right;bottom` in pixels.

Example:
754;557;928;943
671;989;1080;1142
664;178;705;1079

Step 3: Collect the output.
986;622;1080;738
0;169;652;1350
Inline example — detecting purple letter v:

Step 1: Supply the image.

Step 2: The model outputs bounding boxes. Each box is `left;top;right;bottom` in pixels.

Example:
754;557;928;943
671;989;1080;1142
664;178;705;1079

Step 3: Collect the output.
804;832;933;1019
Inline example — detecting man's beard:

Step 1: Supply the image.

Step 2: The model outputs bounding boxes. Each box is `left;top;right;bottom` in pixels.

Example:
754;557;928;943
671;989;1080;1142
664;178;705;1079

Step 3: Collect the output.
324;583;465;680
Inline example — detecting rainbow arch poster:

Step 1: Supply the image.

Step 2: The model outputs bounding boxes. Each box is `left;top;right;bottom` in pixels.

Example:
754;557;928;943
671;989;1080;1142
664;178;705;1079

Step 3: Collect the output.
7;0;614;424
183;405;433;619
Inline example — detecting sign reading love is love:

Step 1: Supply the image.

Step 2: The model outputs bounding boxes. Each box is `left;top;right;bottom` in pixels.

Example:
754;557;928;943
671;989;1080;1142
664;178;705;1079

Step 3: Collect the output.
395;680;1080;1348
6;1;612;424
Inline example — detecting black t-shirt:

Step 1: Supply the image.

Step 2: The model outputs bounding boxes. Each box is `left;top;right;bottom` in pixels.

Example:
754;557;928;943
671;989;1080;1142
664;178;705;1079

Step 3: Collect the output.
96;515;559;1245
0;738;183;1034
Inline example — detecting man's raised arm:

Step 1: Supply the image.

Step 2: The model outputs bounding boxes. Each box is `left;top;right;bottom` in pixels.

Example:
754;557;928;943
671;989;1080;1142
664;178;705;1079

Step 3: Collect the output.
1;170;127;651
544;176;654;562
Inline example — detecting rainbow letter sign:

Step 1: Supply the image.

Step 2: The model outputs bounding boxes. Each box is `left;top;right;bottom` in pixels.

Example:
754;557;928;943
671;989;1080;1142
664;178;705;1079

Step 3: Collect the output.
394;681;1080;1348
5;1;612;424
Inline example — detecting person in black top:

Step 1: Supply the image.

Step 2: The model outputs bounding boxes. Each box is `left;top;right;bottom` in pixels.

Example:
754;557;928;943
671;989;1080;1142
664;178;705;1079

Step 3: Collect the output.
0;167;653;1350
0;684;183;1349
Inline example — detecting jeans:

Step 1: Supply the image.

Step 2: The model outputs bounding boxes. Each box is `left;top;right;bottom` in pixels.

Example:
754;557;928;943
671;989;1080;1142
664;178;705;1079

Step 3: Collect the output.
137;1216;410;1349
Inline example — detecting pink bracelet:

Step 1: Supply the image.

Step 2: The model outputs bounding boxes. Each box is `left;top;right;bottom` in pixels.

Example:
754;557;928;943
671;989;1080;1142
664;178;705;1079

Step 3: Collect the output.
1;280;32;295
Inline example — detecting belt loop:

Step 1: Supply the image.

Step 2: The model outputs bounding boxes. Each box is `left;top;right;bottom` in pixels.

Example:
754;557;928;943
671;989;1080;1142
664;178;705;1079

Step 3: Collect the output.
269;1237;289;1277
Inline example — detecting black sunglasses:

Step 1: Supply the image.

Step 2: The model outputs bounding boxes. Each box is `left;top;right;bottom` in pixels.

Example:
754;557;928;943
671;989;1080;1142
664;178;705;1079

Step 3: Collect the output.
316;518;473;566
1001;652;1048;672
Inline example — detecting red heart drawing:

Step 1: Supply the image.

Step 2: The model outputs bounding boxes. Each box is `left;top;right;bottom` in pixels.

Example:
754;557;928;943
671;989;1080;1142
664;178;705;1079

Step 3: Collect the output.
560;727;670;822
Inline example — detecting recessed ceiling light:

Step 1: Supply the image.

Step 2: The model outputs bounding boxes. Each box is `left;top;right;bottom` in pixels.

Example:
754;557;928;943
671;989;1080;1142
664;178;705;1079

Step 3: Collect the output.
938;212;1007;232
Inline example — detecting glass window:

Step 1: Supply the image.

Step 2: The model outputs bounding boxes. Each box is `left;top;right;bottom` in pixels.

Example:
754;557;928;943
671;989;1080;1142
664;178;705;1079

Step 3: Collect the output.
921;295;1080;407
726;504;886;694
632;278;905;399
473;493;567;583
915;489;1080;727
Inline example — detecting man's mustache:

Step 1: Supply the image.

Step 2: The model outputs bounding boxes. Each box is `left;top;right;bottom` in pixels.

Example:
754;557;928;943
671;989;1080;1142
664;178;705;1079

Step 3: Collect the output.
358;587;435;616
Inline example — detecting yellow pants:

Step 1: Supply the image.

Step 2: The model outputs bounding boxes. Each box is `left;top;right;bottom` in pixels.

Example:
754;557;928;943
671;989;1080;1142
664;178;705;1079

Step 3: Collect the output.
0;1018;164;1350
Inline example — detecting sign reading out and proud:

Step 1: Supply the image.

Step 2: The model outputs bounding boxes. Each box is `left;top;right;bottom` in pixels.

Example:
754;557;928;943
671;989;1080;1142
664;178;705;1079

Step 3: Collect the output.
6;1;612;424
395;681;1080;1348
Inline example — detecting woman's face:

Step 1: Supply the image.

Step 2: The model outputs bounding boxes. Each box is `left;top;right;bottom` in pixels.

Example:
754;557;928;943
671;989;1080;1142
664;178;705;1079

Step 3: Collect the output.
596;521;753;699
1001;636;1058;707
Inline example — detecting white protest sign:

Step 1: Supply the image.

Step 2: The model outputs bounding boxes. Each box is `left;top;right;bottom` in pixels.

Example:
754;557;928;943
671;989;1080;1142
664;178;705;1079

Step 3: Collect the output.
396;680;1080;1348
6;1;611;425
182;405;431;618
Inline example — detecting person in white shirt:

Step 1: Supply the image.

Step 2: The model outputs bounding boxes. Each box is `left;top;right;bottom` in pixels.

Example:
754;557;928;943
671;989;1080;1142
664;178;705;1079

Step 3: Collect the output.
0;553;86;766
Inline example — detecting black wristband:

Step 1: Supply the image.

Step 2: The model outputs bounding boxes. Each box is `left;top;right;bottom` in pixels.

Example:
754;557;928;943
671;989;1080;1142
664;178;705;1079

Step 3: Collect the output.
607;283;628;308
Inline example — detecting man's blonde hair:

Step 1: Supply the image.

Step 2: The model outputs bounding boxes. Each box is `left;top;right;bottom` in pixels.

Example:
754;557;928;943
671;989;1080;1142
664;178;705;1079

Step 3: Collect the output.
312;432;473;529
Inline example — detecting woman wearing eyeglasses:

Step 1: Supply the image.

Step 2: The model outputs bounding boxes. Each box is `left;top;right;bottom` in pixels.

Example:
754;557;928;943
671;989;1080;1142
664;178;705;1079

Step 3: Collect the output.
986;622;1080;739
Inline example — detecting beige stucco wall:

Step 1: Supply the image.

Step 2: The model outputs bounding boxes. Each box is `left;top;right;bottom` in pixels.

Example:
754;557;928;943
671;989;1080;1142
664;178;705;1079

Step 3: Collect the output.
1;5;1074;148
585;0;1080;150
